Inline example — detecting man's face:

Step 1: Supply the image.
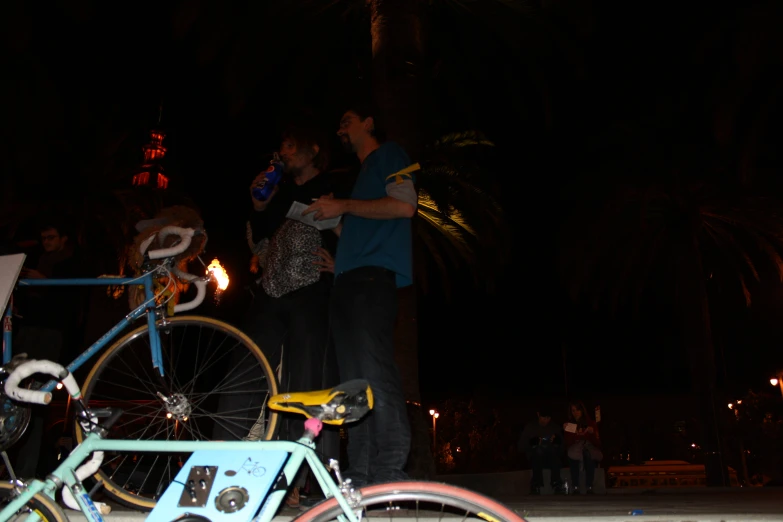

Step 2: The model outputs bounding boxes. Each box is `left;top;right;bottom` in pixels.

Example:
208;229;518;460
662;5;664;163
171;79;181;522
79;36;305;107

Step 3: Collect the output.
337;110;372;152
279;138;317;174
40;228;66;253
538;414;551;427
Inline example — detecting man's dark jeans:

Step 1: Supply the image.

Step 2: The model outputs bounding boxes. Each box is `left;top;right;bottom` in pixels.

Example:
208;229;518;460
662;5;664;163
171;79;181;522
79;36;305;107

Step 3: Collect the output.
330;266;411;486
529;445;562;487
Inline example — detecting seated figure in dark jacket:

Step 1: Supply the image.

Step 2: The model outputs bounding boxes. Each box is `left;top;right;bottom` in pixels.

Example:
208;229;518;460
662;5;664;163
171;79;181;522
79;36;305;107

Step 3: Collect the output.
519;409;565;494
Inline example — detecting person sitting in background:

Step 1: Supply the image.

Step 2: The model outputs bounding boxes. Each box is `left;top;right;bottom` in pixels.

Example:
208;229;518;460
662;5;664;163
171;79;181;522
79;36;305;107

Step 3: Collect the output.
563;400;602;495
519;409;565;494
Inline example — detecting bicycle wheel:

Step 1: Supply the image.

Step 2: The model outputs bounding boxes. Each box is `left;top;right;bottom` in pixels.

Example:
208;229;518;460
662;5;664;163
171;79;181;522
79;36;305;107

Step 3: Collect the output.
294;481;525;522
0;482;68;522
75;315;279;511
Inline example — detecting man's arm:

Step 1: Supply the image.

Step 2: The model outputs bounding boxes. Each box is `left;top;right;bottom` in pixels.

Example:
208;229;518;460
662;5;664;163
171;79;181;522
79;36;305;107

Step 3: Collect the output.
20;268;46;279
342;196;416;219
305;144;418;221
304;187;416;221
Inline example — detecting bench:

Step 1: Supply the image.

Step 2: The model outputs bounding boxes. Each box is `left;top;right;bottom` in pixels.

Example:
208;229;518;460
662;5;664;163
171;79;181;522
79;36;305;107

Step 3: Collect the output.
436;467;606;497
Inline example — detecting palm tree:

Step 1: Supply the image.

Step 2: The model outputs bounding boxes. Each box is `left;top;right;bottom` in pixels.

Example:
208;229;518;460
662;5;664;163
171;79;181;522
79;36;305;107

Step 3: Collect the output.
561;179;783;486
400;130;510;476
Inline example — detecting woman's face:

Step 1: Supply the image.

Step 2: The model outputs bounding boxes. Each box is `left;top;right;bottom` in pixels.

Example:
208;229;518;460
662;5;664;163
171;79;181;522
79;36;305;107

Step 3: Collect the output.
571;404;582;419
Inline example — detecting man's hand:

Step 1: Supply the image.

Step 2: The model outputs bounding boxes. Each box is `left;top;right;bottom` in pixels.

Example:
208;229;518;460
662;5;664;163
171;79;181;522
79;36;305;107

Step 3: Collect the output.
303;193;344;221
249;254;260;274
313;247;335;273
20;268;45;279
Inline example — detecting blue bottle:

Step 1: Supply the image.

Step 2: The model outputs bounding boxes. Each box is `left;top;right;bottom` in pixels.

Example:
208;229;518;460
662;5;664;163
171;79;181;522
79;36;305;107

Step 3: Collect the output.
252;152;284;201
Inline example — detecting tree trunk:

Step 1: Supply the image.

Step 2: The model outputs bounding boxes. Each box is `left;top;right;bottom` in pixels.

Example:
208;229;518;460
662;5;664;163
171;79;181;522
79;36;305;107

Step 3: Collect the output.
680;237;730;486
369;0;427;159
394;285;435;479
369;0;436;478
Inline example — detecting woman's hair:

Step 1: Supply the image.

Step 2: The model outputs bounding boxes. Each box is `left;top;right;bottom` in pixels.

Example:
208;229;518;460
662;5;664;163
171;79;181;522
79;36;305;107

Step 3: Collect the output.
281;119;331;172
567;400;592;428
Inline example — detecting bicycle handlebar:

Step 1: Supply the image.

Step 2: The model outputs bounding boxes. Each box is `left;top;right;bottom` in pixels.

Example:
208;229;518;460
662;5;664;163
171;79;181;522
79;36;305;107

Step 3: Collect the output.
171;266;208;313
146;226;195;260
138;226;209;313
4;360;81;405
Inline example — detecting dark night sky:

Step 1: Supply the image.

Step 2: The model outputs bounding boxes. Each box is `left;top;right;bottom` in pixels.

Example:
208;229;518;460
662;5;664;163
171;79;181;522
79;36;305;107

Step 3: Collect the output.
4;2;783;406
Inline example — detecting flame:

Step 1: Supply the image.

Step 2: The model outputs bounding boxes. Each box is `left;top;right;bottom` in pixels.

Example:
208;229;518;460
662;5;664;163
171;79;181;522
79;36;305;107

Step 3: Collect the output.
206;258;229;290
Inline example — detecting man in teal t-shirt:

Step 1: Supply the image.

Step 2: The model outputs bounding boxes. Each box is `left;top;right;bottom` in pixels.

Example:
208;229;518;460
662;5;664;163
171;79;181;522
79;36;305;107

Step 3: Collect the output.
303;102;417;486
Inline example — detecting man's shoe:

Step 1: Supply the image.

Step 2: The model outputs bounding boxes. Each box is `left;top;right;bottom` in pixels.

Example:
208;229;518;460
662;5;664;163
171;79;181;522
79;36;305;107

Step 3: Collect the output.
299;489;327;510
586;487;594;495
552;481;566;495
285;487;300;508
571;487;580;495
529;485;542;495
299;495;325;510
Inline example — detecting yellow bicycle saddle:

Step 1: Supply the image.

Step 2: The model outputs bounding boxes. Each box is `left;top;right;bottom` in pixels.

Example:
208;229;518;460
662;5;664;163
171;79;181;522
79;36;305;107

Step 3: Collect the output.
268;379;373;425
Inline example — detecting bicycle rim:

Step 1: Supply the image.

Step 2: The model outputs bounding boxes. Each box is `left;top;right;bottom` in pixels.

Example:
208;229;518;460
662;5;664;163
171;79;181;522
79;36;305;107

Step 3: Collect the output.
0;482;68;522
76;315;279;510
294;481;526;522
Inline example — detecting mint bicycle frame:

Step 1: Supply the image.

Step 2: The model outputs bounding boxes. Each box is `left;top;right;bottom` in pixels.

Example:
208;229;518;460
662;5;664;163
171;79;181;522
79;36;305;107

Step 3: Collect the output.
3;269;168;392
0;427;360;522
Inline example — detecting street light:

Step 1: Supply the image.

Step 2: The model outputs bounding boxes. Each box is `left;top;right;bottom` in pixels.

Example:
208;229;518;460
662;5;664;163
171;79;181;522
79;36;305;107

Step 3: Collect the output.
771;374;783;399
429;409;439;450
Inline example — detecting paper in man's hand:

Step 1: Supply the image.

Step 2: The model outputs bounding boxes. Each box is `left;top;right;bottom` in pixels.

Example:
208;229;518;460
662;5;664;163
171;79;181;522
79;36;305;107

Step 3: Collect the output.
286;201;341;231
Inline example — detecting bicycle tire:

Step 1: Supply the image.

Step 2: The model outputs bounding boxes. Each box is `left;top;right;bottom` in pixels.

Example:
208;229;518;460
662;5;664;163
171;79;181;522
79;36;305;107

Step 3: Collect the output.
0;482;69;522
75;315;279;511
294;481;525;522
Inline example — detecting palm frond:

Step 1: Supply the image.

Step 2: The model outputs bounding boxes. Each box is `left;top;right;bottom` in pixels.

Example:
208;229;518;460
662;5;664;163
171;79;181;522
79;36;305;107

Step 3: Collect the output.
418;191;477;237
416;207;475;261
563;182;783;317
410;131;510;295
432;131;495;148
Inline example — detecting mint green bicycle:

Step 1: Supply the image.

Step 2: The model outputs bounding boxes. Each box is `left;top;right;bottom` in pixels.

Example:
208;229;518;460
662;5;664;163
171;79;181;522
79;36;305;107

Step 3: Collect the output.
0;359;524;522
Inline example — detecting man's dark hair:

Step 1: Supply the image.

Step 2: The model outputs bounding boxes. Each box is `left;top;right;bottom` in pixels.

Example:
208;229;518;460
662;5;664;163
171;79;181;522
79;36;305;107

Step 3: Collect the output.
346;100;387;143
281;120;331;172
38;218;72;239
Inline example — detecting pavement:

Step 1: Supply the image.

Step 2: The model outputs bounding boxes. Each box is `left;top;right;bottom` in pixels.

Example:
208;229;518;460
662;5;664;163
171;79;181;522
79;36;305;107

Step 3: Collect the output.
59;487;783;522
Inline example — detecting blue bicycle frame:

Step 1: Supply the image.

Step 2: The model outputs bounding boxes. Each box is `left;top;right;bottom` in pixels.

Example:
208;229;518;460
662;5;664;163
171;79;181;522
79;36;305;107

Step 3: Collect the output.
3;269;165;392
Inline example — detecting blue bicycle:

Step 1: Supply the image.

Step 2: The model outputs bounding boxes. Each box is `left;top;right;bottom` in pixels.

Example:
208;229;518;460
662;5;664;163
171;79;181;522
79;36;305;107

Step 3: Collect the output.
1;226;279;511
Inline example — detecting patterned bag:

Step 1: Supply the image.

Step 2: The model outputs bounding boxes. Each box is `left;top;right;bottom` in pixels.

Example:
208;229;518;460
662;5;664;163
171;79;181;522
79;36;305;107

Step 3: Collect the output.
261;220;322;298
